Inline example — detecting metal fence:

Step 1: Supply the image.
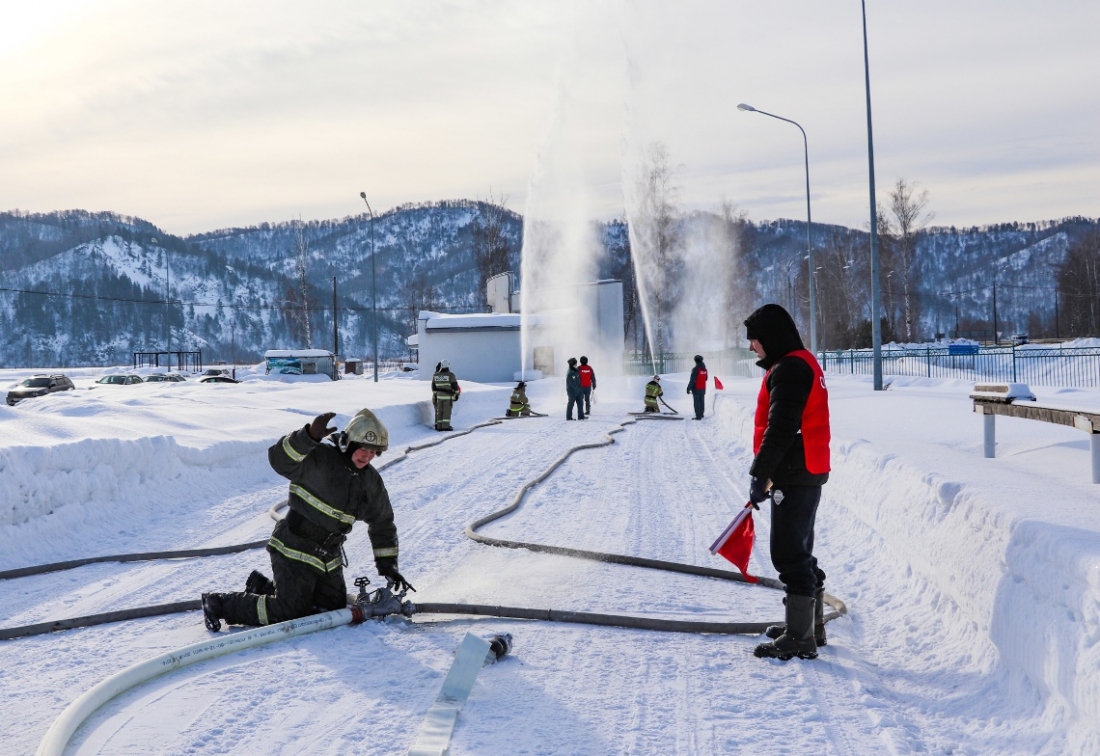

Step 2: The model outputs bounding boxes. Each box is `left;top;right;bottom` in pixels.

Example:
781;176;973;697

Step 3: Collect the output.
624;345;1100;388
819;345;1100;387
623;350;759;378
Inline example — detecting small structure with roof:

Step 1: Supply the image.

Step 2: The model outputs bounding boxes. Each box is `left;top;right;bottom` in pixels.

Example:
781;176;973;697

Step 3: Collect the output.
264;349;338;380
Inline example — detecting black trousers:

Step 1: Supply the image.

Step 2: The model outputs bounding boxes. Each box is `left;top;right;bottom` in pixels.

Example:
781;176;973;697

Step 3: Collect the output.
769;485;826;598
220;547;347;626
690;388;706;418
567;391;585;419
581;386;592;414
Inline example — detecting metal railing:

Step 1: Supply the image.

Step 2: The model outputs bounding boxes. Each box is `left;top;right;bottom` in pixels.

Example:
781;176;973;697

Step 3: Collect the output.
624;345;1100;388
819;345;1100;387
623;350;759;378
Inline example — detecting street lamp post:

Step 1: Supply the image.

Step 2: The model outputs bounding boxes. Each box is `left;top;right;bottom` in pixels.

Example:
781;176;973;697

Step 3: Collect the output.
738;103;818;355
359;192;378;383
862;0;884;390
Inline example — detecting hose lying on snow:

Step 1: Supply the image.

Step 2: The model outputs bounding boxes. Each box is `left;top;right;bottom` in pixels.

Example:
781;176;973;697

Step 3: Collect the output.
3;413;846;641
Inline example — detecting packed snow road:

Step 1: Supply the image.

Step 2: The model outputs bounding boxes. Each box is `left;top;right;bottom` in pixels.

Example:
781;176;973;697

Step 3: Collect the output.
2;373;1098;754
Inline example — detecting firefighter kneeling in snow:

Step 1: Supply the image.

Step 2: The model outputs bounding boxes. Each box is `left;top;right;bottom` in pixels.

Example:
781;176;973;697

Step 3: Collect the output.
506;381;532;417
644;375;663;413
201;408;413;632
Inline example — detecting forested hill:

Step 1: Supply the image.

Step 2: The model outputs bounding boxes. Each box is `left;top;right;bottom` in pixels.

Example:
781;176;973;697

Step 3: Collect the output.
0;205;1096;368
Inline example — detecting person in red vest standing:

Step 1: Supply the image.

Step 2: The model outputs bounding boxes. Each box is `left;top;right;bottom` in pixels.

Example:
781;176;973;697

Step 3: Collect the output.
686;354;708;419
743;303;831;661
578;356;597;418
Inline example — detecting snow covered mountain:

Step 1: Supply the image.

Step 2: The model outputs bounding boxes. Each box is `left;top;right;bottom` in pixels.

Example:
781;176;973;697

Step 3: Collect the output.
0;206;1095;367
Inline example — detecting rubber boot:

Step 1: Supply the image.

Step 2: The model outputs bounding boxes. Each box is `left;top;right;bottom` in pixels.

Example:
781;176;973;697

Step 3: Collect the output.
202;593;225;632
754;593;818;660
765;588;827;647
245;570;274;596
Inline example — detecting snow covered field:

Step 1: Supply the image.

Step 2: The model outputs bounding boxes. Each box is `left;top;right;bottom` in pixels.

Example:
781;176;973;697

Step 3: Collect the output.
2;367;1099;755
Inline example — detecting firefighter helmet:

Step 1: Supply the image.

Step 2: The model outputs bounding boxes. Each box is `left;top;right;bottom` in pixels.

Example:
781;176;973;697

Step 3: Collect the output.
652;375;661;381
338;408;389;454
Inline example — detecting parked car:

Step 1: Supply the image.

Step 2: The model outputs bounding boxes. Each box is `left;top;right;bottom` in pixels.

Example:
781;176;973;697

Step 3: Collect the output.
144;373;187;383
94;374;144;386
1011;334;1030;346
199;375;240;384
202;368;230;377
7;374;76;406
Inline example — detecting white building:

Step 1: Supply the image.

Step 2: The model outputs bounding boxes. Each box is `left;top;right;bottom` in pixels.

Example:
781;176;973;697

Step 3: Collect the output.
415;278;624;383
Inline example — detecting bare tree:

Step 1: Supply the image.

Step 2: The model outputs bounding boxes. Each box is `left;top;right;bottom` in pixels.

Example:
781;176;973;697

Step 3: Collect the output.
1059;230;1100;336
281;219;315;347
470;191;513;306
886;178;933;341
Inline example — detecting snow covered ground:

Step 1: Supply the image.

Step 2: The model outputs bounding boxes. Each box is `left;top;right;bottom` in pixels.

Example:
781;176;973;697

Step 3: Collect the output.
2;366;1099;755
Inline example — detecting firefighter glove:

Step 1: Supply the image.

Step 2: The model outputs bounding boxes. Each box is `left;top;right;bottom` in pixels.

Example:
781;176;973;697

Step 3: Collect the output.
748;477;770;507
377;558;416;593
308;412;338;441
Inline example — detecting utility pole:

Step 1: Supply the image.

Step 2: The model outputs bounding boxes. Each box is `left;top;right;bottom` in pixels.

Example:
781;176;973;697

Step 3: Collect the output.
333;276;339;362
862;0;883;390
359;192;378;383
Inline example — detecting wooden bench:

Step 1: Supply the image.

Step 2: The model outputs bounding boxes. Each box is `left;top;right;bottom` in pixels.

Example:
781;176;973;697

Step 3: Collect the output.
972;383;1100;483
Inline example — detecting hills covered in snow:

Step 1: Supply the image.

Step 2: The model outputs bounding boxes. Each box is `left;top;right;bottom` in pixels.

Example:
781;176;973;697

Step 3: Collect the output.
0;205;1096;367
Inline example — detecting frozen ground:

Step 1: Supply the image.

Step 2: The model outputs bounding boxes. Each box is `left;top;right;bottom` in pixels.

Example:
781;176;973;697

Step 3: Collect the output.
1;366;1099;755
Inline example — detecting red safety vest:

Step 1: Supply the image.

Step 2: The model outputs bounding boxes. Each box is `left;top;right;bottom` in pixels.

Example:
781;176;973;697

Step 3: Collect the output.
753;350;830;474
579;365;594;387
694;368;708;390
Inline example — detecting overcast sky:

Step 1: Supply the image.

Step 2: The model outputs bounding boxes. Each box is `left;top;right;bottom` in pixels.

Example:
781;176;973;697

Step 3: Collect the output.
1;0;1097;235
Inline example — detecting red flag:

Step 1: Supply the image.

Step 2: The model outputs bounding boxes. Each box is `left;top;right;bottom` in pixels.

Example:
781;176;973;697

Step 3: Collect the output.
709;504;757;582
714;376;724;390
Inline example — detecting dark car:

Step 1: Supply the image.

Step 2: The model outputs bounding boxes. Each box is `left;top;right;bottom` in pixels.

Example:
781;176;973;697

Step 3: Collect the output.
7;374;76;406
199;375;240;384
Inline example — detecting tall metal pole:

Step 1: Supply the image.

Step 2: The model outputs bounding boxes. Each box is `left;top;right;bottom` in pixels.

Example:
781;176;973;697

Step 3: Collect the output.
736;104;817;354
333;276;339;361
862;0;883;390
359;192;378;382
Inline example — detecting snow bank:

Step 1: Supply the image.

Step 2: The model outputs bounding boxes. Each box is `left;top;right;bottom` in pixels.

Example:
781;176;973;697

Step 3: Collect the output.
0;373;509;567
711;384;1100;752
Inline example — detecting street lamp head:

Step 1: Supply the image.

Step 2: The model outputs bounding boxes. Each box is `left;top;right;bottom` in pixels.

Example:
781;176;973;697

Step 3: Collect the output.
359;191;366;199
737;103;756;112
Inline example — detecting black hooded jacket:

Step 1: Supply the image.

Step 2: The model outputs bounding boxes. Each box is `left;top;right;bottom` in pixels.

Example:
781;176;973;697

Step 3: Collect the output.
744;304;829;487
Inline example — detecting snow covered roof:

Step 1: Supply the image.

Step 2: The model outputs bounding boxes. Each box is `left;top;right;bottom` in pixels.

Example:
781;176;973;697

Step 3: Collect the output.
263;349;334;358
421;312;521;331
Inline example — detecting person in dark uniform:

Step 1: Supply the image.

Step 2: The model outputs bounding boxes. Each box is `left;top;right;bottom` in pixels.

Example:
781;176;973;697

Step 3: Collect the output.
686;355;708;420
744;303;831;661
432;359;461;431
566;357;585;420
201;409;414;631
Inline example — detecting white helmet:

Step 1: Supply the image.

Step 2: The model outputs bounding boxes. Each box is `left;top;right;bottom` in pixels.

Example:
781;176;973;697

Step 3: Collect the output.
338;408;389;454
440;359;450;370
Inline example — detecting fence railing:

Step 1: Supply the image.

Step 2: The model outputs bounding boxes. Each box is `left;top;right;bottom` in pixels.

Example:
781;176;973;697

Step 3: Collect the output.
820;345;1100;388
625;345;1100;388
623;350;759;379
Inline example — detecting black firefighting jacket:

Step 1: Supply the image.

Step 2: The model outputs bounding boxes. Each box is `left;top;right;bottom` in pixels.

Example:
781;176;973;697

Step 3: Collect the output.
267;424;399;574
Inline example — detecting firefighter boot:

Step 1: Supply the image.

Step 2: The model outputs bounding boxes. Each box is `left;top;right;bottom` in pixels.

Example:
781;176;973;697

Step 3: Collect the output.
765;588;827;647
754;593;818;660
202;593;226;632
244;570;274;596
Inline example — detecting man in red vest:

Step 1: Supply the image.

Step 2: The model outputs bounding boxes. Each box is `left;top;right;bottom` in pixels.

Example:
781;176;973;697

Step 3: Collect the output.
578;356;597;417
686;354;708;419
744;303;830;661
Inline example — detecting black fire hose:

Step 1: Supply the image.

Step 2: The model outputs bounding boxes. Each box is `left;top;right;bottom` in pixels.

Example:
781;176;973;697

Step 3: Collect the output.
0;415;846;641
